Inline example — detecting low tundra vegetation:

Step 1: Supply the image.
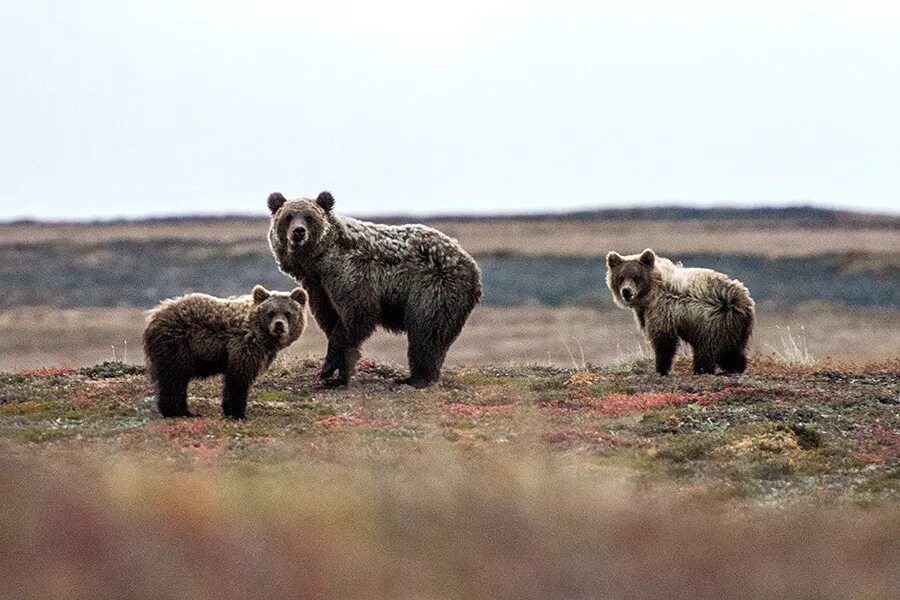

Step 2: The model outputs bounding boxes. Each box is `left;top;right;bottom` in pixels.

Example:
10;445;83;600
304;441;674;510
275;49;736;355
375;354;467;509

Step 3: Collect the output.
0;357;898;599
1;357;896;501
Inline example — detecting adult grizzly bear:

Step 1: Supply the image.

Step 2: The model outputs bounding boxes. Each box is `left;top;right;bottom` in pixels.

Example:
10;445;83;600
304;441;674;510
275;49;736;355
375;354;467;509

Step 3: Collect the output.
606;249;755;376
267;191;482;388
144;286;308;418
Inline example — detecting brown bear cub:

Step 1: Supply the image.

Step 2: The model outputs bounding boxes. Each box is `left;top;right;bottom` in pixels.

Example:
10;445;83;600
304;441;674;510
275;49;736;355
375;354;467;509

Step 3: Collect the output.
267;191;482;388
606;249;755;376
143;286;308;418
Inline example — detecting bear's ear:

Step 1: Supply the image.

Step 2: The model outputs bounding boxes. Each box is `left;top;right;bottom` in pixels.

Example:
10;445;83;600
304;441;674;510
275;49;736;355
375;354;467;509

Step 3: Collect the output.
268;192;286;214
606;252;623;268
316;191;335;213
639;248;656;267
252;285;271;304
289;287;308;306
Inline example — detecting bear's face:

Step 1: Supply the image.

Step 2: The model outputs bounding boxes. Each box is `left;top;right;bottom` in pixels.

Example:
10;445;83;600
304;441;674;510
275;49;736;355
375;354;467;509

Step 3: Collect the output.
267;191;336;263
606;249;656;308
250;285;309;347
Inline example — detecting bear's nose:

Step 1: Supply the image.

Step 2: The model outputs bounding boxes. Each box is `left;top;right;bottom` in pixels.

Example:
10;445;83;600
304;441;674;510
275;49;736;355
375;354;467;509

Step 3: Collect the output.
273;321;286;335
292;227;307;243
621;288;633;301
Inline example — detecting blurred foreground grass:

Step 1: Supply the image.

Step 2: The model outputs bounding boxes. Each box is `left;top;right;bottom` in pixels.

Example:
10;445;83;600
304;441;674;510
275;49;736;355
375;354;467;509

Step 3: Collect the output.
0;358;898;599
2;454;898;600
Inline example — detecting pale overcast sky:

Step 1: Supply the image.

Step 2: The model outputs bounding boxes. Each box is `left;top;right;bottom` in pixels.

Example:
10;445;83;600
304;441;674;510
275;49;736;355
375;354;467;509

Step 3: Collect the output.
1;1;898;220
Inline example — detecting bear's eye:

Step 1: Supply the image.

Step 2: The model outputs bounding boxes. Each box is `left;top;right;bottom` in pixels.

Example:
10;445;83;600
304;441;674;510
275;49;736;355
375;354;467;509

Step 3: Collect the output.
283;214;293;225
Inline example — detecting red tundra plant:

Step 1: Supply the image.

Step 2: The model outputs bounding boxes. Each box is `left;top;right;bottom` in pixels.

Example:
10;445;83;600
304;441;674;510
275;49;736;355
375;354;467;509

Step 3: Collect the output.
538;396;597;413
184;438;228;458
540;386;760;417
854;427;900;464
317;414;362;428
71;392;102;408
16;365;77;377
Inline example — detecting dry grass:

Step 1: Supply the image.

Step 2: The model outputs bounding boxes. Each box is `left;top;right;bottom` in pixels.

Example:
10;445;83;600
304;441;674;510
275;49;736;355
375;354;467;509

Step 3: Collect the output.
1;304;897;372
1;453;898;600
767;326;815;366
3;216;898;256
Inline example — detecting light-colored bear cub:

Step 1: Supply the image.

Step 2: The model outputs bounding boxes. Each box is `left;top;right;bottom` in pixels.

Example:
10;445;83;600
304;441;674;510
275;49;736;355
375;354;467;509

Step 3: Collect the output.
606;249;755;376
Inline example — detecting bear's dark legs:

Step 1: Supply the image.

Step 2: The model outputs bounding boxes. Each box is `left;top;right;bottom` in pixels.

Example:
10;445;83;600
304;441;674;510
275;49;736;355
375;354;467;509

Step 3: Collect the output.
321;334;346;380
334;346;362;386
222;371;252;419
718;350;748;374
322;320;373;387
322;345;360;387
401;334;447;388
651;334;679;376
156;375;192;418
304;280;346;381
692;345;718;375
400;312;462;387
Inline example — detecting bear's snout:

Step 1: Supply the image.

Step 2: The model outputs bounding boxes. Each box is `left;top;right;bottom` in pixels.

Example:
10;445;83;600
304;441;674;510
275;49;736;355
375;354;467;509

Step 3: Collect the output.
271;319;287;337
291;226;307;243
621;287;634;301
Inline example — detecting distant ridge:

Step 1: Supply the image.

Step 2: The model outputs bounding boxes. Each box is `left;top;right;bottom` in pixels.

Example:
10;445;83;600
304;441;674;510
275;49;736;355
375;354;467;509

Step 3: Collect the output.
4;205;899;229
378;205;899;227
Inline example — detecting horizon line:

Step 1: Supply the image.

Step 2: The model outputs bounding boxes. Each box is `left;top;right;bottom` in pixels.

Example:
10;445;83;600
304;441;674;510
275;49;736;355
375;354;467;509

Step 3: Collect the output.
2;203;898;226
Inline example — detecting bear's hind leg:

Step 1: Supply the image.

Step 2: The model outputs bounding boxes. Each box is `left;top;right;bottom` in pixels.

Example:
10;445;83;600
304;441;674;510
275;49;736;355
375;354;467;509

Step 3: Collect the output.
691;345;718;375
401;341;444;388
718;350;747;374
400;298;472;387
157;376;192;418
399;324;450;388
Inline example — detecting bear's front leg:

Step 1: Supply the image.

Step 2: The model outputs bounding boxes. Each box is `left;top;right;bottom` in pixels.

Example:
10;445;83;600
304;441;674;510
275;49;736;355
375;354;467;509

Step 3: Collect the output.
321;334;346;381
650;333;679;376
325;346;361;387
322;314;375;387
222;371;253;419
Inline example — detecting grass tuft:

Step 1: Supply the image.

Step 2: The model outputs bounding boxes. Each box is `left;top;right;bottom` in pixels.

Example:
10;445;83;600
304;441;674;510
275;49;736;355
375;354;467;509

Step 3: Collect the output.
80;361;144;379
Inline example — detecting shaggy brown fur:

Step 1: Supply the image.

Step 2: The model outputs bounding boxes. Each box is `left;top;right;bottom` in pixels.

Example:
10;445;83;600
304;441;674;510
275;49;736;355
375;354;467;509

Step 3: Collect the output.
143;286;308;418
606;249;755;376
267;191;482;388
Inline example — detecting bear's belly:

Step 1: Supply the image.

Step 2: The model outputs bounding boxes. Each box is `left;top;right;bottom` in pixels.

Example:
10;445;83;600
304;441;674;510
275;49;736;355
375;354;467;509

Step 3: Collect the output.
380;296;406;333
194;358;225;378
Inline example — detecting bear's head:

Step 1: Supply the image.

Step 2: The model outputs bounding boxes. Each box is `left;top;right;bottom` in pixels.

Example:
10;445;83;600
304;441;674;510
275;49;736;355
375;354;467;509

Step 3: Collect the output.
249;285;309;348
267;191;338;268
605;249;656;308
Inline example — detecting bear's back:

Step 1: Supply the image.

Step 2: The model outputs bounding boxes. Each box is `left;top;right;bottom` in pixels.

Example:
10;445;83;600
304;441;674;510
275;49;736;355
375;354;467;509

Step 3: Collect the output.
147;294;251;348
655;259;737;298
337;216;476;277
341;218;444;257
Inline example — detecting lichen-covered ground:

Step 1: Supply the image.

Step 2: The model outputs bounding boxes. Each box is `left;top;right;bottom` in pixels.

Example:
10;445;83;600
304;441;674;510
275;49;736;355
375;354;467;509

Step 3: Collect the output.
1;358;898;600
1;358;897;506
